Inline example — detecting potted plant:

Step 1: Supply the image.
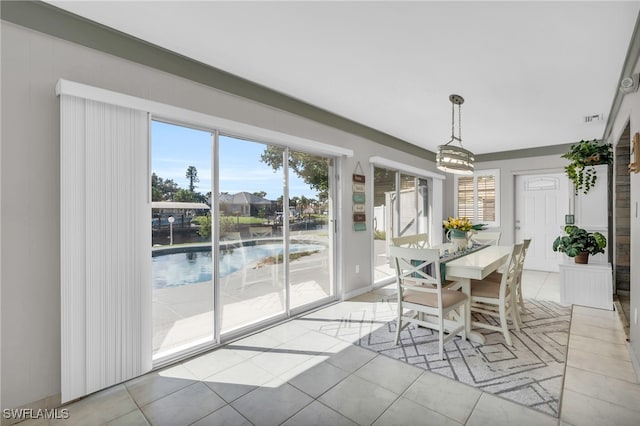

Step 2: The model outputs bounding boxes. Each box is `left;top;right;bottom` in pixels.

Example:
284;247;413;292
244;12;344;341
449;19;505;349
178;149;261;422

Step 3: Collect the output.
552;225;606;264
442;217;486;251
561;139;612;195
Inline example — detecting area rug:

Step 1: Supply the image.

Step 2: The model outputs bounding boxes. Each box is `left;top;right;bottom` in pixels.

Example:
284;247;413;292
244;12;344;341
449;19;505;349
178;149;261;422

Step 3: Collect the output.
317;299;570;417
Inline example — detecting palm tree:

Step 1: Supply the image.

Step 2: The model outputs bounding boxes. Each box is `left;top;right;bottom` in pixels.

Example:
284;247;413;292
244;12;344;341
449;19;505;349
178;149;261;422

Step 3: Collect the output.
185;166;199;192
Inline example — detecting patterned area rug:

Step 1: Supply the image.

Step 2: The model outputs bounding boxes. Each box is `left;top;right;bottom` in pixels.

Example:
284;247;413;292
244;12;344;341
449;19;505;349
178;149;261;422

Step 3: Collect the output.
317;299;570;417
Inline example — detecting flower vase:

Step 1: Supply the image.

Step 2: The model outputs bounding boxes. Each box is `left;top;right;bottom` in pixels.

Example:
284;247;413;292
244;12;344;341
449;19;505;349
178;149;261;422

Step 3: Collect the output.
447;229;468;252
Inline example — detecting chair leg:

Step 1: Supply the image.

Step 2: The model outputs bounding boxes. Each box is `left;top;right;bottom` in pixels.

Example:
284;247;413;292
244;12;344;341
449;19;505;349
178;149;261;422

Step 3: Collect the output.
518;287;526;314
395;302;402;345
499;303;513;346
438;316;444;360
510;293;521;331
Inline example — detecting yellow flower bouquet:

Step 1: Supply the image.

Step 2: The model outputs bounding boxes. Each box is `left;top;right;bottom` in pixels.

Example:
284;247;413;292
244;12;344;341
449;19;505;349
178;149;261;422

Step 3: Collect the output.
443;217;487;240
442;217;474;232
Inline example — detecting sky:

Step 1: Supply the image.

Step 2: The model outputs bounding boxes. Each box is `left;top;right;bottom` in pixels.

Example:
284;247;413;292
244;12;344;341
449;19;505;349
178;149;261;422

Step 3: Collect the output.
152;121;318;200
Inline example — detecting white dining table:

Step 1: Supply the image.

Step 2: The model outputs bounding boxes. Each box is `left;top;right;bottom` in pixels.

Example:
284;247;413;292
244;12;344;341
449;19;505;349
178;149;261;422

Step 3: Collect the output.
444;245;512;344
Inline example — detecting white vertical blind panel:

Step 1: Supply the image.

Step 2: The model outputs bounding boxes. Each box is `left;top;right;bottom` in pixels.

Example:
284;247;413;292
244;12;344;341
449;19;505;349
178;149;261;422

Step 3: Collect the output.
61;95;87;402
61;95;151;402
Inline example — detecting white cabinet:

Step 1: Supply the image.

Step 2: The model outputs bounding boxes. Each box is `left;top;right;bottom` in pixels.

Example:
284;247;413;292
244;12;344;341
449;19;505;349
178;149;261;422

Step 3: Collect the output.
559;262;613;310
572;164;609;264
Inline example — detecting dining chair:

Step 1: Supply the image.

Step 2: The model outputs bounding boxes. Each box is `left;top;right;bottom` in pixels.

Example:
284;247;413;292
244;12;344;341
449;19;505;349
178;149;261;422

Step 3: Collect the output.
469;243;523;346
389;246;467;360
484;238;531;323
391;233;430;248
470;230;502;245
514;238;532;315
249;226;273;238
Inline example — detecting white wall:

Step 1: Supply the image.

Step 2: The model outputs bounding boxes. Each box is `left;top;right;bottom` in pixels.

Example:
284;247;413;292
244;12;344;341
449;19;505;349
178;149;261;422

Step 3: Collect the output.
604;55;640;373
0;21;442;409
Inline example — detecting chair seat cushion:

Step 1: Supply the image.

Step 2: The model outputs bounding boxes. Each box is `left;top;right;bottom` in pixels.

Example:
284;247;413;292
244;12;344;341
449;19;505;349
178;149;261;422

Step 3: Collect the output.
403;288;467;308
470;279;510;299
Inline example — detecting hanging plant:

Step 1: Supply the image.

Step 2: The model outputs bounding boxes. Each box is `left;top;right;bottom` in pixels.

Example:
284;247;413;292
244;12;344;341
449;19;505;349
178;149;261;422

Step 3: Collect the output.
561;140;612;194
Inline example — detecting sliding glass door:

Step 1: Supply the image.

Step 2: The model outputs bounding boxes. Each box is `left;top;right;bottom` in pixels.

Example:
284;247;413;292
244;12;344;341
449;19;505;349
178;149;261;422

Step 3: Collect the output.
151;121;214;359
218;136;286;333
151;123;336;360
372;166;431;285
287;150;334;310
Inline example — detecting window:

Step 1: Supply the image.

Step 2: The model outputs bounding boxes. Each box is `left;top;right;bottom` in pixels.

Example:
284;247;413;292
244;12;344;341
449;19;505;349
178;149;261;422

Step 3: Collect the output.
372;167;431;284
454;169;500;226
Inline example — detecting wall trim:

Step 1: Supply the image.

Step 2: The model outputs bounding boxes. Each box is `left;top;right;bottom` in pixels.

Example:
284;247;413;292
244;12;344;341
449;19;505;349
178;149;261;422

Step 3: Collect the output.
629;341;640;382
56;79;354;158
343;285;373;301
475;143;575;162
2;0;428;160
603;10;640;142
369;156;445;180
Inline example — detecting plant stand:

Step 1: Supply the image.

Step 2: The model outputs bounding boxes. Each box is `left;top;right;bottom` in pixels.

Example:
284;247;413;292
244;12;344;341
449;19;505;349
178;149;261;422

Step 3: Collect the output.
559;262;613;310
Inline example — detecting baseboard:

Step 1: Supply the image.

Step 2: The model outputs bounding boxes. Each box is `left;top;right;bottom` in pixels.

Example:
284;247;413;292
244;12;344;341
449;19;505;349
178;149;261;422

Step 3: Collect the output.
342;285;372;301
1;393;62;426
629;342;640;383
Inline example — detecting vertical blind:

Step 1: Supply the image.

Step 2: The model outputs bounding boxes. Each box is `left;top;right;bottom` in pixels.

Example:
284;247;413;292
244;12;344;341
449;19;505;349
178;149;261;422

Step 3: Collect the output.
60;95;152;402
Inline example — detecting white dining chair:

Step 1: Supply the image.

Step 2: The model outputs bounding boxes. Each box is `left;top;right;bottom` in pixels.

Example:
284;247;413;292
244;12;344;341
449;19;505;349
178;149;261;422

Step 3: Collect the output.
470;230;502;245
390;246;466;360
469;243;523;346
391;233;430;248
484;238;531;324
249;226;273;238
515;238;532;315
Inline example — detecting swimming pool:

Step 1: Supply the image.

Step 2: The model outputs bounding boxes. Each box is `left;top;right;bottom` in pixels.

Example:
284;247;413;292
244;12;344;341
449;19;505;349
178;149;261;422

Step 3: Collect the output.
152;243;326;289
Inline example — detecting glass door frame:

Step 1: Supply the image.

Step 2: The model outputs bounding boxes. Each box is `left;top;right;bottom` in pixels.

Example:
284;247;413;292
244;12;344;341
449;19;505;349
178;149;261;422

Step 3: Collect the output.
371;164;435;288
214;132;338;343
151;122;339;366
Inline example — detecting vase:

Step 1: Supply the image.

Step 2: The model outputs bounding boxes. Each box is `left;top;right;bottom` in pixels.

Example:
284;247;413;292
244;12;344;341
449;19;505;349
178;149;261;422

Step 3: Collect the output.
447;229;468;252
574;251;589;264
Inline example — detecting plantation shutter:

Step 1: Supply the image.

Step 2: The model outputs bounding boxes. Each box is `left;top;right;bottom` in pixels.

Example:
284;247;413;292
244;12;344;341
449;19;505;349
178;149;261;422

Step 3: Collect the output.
477;174;496;222
456;176;474;218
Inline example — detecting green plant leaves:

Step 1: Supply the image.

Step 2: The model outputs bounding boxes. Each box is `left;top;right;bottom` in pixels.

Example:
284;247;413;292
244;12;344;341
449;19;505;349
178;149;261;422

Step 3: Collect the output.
561;140;612;195
552;226;606;257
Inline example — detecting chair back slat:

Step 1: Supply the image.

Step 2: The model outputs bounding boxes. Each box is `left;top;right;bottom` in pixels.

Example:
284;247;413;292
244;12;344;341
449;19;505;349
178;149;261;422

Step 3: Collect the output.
389;246;441;290
391;233;430;249
471;231;501;245
499;243;524;298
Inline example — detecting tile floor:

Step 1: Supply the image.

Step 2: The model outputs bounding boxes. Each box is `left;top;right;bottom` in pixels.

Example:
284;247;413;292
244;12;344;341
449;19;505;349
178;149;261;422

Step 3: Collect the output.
18;271;639;426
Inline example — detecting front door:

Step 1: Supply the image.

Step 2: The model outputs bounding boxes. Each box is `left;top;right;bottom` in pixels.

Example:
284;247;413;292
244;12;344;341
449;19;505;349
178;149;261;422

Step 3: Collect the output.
515;173;569;272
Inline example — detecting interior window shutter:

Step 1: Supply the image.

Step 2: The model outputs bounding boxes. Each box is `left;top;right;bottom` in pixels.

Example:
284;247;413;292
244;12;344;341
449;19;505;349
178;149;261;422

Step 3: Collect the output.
456;176;474;219
60;95;152;402
477;175;496;222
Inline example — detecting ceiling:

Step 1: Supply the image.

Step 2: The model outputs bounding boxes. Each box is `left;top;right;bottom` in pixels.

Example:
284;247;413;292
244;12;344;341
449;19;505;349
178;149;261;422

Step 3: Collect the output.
46;1;639;155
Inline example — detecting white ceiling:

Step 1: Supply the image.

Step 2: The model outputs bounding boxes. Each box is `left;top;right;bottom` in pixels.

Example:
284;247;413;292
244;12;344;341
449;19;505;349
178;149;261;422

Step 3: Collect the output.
47;1;639;154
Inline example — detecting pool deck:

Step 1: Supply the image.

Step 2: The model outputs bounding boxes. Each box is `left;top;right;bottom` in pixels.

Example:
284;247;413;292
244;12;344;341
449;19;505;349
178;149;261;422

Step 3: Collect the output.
153;249;331;358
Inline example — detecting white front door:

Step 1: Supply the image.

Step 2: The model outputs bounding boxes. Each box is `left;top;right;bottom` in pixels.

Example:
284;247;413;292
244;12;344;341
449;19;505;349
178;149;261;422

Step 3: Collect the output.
515;173;569;272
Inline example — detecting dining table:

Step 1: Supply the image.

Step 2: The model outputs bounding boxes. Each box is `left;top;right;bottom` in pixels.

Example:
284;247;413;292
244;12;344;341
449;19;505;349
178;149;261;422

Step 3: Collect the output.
441;244;513;344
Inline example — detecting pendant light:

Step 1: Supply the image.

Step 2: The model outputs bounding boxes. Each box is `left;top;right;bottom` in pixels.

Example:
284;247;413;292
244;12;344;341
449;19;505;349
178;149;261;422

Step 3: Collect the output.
436;94;474;174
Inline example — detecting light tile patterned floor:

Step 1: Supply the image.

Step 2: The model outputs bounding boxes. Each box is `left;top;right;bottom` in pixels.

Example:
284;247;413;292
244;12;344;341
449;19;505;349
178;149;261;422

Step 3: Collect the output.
19;271;639;426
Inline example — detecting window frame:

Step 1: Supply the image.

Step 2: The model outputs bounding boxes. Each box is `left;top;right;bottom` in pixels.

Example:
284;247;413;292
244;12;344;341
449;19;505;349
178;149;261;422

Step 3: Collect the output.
453;169;500;227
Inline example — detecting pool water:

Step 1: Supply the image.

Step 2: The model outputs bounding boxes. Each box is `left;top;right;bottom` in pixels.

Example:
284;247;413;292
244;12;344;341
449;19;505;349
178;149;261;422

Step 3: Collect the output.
152;243;326;289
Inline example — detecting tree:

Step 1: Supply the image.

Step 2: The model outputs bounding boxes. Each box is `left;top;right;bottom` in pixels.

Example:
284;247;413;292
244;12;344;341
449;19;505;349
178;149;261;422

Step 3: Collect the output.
253;191;267;199
260;147;329;200
174;188;196;202
151;172;179;201
185;166;199;192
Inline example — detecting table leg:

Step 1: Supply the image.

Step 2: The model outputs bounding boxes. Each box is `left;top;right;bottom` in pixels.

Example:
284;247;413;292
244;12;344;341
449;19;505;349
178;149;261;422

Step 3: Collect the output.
452;277;485;345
